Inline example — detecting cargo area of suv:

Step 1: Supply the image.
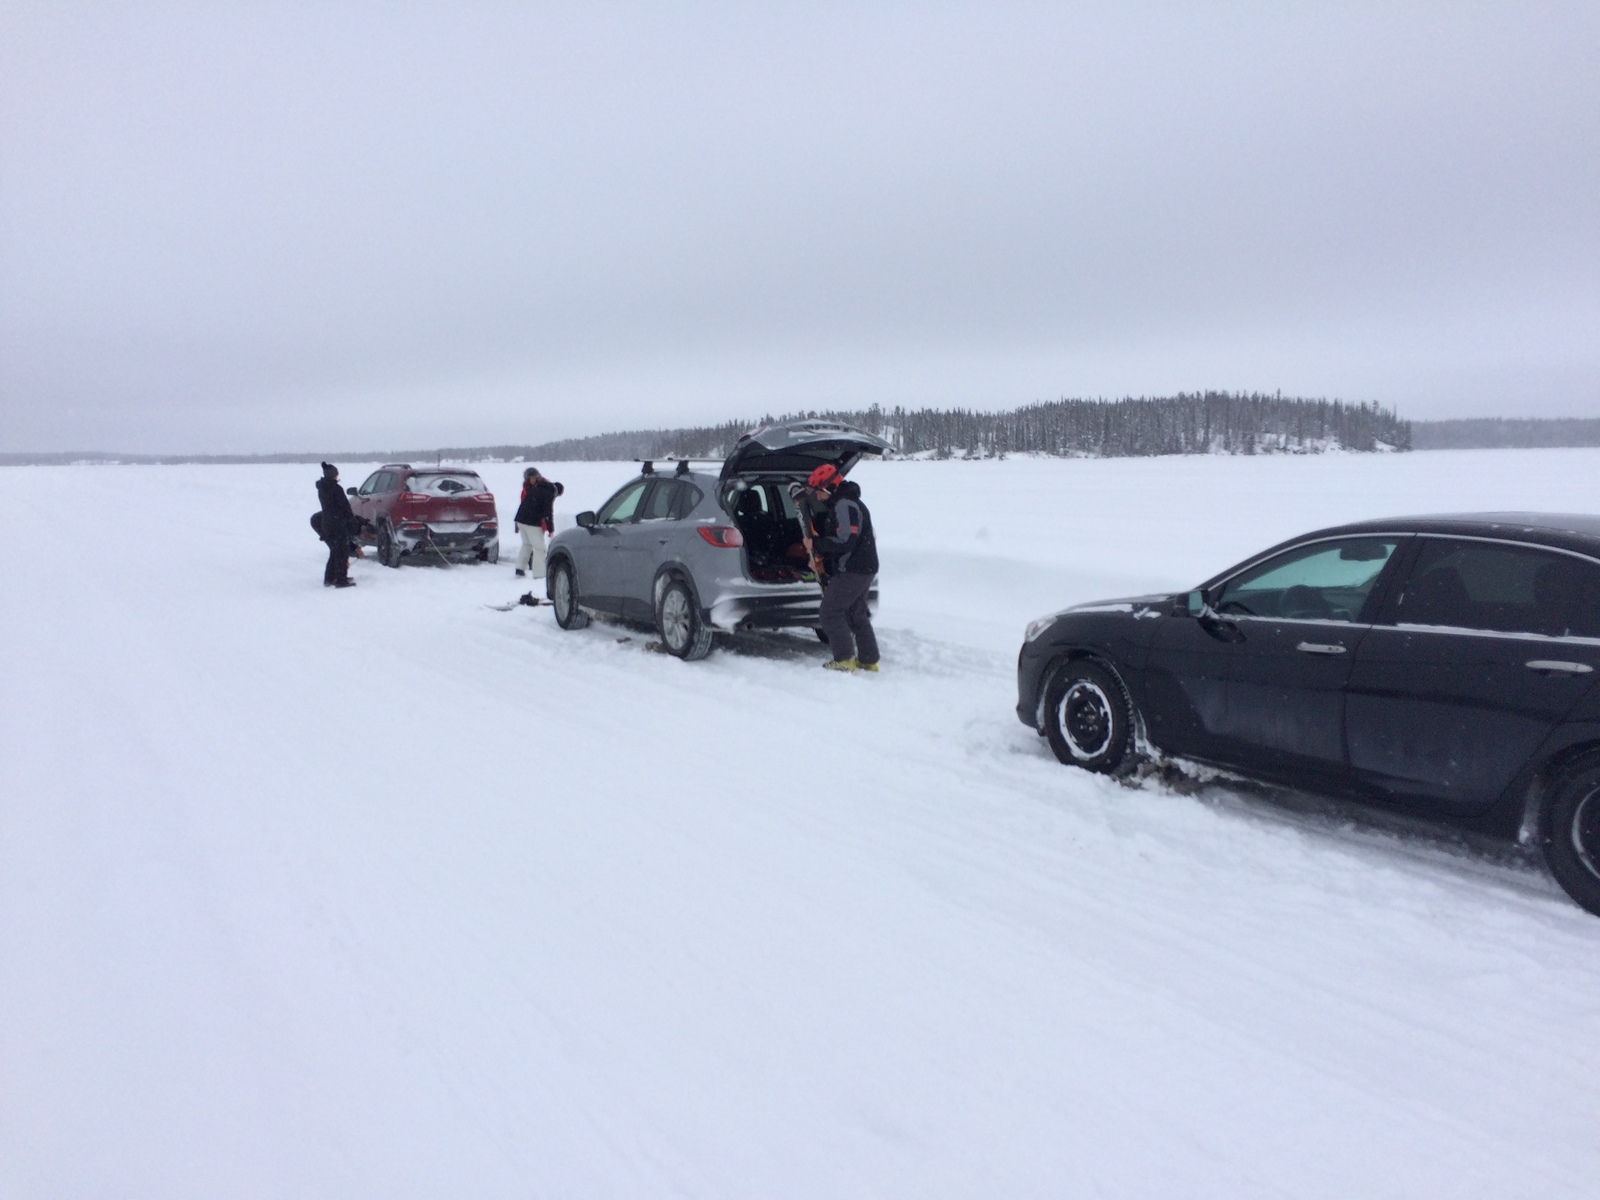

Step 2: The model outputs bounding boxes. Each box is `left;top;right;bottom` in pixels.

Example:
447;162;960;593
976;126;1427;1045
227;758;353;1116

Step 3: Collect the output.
726;481;813;583
719;420;891;585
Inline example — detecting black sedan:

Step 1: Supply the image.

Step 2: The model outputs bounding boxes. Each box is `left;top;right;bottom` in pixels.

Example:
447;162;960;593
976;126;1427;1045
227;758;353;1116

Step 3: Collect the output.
1017;513;1600;917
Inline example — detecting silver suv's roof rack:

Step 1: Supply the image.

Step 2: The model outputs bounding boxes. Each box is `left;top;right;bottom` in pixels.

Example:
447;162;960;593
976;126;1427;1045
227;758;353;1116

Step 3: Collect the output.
638;458;722;476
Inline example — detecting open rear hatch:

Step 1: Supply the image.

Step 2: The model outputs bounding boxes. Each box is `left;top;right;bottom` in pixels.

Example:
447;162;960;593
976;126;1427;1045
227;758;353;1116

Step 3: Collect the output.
721;419;890;583
720;419;891;481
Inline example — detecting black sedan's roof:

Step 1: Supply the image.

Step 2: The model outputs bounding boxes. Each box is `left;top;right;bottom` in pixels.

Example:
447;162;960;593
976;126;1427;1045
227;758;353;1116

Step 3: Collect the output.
1318;512;1600;553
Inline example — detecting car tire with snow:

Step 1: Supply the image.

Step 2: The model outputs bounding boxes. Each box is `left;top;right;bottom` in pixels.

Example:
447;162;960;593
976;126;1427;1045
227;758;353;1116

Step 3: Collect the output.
378;523;402;568
1043;660;1134;774
1539;752;1600;917
549;559;589;630
481;541;500;564
657;577;713;661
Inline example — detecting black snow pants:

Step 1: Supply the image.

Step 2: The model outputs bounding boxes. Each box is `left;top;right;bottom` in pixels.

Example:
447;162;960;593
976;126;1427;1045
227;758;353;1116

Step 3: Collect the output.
323;534;351;586
818;572;878;665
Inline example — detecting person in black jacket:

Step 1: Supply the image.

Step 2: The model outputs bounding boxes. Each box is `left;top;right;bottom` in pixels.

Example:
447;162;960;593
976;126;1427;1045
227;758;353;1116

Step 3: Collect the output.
513;467;564;578
803;463;880;671
315;462;359;588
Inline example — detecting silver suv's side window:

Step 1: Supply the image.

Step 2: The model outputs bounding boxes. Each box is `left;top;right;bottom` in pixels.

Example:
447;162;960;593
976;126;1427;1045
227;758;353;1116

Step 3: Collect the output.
641;480;677;521
1214;537;1398;622
598;480;648;524
670;483;702;519
1394;539;1600;638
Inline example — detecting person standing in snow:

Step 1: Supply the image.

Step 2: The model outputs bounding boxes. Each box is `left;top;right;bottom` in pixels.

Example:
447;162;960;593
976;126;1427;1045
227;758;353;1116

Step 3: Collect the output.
314;461;359;588
802;463;880;672
513;467;564;579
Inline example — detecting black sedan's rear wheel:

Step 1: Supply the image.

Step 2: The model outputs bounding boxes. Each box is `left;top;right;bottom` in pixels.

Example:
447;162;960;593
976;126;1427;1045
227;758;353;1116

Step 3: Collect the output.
549;559;589;630
1540;755;1600;917
1043;660;1134;774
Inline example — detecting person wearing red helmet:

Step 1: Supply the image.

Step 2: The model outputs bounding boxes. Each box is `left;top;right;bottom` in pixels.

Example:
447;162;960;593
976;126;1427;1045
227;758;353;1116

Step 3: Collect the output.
803;461;880;672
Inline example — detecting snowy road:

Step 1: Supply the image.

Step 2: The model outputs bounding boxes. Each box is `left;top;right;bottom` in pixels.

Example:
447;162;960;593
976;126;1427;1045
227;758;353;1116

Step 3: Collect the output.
4;451;1600;1196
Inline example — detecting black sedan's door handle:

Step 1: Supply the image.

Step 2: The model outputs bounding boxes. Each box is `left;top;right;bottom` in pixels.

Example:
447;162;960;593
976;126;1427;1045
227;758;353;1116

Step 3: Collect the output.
1526;659;1594;675
1296;641;1347;655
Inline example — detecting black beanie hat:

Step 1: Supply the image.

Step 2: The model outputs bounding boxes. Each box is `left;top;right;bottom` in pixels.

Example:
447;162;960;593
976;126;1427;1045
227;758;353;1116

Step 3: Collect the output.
321;461;337;479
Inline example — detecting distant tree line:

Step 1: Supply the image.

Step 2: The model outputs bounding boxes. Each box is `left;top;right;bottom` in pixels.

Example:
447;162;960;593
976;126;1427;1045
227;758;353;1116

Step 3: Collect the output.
515;392;1409;461
0;392;1409;467
1411;418;1600;450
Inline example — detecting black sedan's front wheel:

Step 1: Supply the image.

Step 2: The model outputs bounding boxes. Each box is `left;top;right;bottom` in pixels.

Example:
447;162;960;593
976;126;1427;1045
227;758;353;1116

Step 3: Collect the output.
1540;754;1600;917
1043;660;1134;774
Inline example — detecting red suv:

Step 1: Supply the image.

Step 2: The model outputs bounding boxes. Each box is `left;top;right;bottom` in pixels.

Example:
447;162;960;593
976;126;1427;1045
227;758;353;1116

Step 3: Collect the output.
348;464;500;567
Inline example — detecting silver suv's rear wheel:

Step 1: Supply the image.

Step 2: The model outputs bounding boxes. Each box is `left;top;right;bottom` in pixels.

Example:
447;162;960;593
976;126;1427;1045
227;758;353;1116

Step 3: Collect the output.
657;578;713;661
550;560;589;630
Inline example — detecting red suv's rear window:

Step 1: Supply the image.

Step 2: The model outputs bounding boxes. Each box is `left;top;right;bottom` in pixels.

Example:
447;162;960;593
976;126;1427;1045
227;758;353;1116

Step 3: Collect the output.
405;473;486;496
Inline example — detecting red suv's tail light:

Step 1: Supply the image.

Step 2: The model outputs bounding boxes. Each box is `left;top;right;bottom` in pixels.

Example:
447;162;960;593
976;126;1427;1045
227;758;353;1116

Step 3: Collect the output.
697;526;744;548
474;493;494;502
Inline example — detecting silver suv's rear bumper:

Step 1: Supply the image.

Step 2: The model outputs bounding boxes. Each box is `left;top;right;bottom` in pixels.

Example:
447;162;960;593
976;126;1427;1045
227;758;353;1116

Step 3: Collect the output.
707;581;878;632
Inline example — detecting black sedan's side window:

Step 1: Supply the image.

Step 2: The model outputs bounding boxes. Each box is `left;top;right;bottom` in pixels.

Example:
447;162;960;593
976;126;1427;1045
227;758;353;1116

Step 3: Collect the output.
1393;539;1600;638
597;480;649;524
1214;538;1399;622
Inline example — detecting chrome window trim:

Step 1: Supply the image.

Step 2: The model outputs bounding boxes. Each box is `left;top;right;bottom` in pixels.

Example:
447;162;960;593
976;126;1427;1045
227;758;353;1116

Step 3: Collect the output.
1385;623;1600;648
1230;615;1374;630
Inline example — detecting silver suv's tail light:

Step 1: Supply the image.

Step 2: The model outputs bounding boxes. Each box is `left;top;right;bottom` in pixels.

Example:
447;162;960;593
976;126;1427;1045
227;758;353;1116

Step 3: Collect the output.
697;526;744;548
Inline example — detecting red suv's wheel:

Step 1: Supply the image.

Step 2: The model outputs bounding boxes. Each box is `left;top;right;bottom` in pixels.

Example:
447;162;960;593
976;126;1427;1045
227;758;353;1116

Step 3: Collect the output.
378;523;402;568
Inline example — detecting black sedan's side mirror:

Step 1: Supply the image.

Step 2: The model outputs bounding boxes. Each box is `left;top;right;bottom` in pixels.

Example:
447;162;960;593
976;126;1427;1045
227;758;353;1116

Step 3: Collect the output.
346;486;358;497
576;511;597;529
1173;589;1207;617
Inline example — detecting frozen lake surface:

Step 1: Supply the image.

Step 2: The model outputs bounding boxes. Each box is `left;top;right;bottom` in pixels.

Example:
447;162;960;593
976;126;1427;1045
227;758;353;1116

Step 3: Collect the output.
4;449;1600;1196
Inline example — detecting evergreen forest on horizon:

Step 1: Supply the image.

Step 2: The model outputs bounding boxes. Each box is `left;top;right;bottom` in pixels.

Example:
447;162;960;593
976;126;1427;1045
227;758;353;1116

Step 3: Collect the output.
4;391;1413;466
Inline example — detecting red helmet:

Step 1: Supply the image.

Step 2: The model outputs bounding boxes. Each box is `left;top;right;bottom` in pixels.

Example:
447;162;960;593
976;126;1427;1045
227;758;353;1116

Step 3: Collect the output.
806;463;843;491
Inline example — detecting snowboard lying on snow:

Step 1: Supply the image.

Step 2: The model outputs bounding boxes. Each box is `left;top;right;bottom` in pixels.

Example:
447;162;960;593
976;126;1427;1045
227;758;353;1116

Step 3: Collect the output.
486;593;549;611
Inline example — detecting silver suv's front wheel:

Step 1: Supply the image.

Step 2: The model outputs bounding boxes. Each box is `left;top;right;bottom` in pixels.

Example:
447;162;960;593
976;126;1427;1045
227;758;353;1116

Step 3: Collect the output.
657;578;713;661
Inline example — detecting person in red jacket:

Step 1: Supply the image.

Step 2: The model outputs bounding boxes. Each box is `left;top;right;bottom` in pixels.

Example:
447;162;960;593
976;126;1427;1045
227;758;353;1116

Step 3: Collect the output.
802;463;880;671
513;467;564;578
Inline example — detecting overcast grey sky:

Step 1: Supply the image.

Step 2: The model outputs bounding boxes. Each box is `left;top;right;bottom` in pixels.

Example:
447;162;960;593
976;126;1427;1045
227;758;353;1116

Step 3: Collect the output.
2;3;1596;453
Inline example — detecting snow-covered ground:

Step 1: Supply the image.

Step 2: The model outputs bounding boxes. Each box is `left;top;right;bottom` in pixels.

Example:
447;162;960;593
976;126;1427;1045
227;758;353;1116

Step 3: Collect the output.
4;449;1600;1197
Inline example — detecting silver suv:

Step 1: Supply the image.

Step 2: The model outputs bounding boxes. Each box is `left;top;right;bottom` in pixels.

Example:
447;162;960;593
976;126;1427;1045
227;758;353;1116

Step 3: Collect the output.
545;420;889;659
